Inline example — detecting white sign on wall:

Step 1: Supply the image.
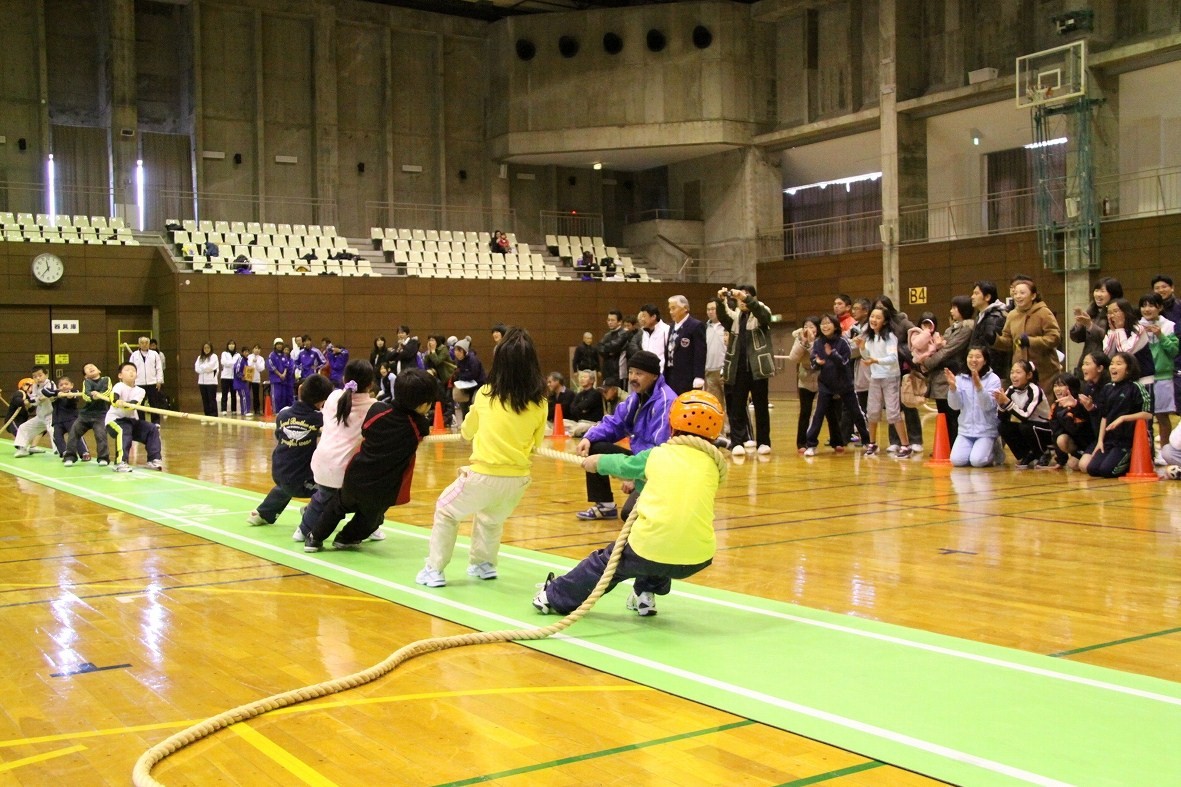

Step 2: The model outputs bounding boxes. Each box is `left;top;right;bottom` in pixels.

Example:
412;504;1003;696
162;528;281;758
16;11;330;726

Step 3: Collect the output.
51;319;80;334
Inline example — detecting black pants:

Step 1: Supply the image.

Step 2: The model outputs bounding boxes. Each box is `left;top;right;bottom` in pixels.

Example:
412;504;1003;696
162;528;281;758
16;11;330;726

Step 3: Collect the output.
64;413;108;462
1087;444;1133;478
256;479;316;523
199;384;218;416
726;361;770;447
251;382;263;413
581;437;637;512
798;388;843;449
144;384;165;424
220;378;237;413
806;388;870;448
998;420;1053;464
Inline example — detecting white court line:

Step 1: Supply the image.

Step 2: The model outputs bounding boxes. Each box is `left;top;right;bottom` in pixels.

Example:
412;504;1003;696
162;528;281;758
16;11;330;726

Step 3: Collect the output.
12;458;1181;708
0;458;1069;786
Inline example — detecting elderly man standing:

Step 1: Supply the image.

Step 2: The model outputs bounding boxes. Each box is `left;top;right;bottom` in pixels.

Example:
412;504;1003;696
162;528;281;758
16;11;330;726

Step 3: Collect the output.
574;350;676;521
126;336;165;423
664;295;707;395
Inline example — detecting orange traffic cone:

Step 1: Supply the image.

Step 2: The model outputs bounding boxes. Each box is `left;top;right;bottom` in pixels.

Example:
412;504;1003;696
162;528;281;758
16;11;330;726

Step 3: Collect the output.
1122;419;1159;482
263;394;274;421
430;401;447;435
549;403;567;439
926;413;952;466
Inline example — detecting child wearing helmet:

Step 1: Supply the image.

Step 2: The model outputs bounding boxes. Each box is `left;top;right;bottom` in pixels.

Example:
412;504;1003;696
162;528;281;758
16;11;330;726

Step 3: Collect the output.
533;390;726;617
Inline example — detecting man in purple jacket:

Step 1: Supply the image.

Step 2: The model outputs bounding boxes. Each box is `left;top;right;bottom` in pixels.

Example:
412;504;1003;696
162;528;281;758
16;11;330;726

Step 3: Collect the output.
574;350;675;521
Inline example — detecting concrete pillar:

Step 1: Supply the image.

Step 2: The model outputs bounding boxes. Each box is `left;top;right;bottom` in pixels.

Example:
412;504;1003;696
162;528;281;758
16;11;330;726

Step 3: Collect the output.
108;0;138;219
878;0;925;302
729;146;782;285
313;5;339;230
253;9;266;222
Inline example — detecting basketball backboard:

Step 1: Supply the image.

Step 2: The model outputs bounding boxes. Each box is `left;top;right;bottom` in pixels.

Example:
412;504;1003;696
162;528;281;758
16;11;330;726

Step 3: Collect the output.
1016;40;1087;108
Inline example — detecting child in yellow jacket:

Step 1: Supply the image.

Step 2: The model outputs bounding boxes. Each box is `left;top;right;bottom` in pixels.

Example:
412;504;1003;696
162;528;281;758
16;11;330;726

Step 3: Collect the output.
533;391;726;617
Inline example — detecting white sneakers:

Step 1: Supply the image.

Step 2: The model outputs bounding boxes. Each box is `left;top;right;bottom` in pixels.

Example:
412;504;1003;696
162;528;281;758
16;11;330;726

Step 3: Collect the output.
466;561;498;580
803;447;816;457
626;591;657;616
731;445;746;456
367;527;386;541
416;563;446;588
246;511;268;526
757;444;771;455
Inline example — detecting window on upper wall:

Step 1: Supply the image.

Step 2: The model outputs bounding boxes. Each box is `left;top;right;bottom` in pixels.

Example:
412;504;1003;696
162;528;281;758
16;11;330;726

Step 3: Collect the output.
986;142;1067;233
782;174;882;257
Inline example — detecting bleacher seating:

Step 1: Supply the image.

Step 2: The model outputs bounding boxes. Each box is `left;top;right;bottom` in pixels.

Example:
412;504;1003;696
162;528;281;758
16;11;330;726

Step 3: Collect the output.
371;226;644;281
545;233;649;281
166;220;371;276
0;212;138;246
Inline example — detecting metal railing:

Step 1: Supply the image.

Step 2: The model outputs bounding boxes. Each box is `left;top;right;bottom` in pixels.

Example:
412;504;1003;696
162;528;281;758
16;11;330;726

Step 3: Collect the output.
365;202;515;235
153;190;338;231
624;208;692;224
758;165;1181;261
540;210;603;241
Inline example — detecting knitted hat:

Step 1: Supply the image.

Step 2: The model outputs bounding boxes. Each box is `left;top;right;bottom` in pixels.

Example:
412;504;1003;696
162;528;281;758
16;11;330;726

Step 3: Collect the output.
601;376;623;389
455;337;471;353
446;336;458;346
273;337;284;346
628;350;661;376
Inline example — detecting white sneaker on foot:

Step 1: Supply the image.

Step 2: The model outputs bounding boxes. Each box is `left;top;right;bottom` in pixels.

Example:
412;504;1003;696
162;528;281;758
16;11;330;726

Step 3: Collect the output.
909;443;923;454
731;444;746;456
757;444;771;455
743;440;756;449
367;527;386;541
416;564;446;587
114;462;133;473
291;526;306;542
626;591;657;616
246;511;268;526
532;572;555;614
466;561;498;580
803;447;815;457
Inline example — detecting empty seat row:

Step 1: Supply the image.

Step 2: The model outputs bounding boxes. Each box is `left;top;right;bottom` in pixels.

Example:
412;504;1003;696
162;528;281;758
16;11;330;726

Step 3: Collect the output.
1;212;127;230
546;234;605;250
172;220;338;238
3;226;138;246
370;227;511;245
377;238;530;256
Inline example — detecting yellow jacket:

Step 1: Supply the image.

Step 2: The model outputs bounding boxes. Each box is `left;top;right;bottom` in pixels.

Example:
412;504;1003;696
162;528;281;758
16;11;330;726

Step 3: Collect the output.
599;443;719;565
463;385;546;476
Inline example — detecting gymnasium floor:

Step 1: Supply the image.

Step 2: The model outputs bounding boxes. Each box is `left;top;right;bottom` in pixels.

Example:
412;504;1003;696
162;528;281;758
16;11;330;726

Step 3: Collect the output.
1;399;1179;786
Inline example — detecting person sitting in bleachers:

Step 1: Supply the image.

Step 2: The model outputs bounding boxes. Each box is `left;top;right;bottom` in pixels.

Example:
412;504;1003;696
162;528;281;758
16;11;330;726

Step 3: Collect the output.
575;250;600;281
492;230;512;255
204;239;219;258
233;254;253;274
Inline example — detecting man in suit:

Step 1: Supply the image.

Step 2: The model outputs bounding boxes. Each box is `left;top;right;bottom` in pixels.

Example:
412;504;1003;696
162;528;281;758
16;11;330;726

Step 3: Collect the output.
663;295;707;395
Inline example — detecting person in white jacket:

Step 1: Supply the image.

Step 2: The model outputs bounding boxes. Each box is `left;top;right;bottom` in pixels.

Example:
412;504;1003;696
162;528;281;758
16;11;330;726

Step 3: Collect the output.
193;343;220;417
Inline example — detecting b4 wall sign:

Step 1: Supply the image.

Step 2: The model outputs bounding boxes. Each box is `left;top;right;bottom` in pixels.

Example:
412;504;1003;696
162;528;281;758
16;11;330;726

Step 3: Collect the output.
908;287;927;305
52;319;80;334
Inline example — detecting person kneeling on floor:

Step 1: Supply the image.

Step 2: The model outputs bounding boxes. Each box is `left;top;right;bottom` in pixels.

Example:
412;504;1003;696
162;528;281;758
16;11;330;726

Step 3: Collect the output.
533;390;727;618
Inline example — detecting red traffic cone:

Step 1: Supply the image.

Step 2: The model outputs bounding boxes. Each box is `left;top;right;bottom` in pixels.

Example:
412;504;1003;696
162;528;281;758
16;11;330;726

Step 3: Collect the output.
926;413;952;466
430;401;447;435
549;403;567;439
1122;419;1159;482
263;394;274;421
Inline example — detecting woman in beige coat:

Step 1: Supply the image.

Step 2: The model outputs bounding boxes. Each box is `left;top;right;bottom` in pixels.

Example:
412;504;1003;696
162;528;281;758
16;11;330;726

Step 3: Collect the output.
992;279;1062;396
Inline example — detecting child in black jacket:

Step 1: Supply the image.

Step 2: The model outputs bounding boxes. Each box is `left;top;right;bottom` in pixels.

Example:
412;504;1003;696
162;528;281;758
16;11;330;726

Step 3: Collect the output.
308;369;435;550
248;375;334;526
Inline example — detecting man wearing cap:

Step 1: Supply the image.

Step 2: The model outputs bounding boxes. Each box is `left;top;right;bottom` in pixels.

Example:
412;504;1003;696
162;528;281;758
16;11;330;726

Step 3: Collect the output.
574;350;676;520
268;339;296;412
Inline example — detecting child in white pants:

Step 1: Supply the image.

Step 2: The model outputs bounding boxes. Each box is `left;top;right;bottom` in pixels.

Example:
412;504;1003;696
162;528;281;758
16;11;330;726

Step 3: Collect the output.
416;327;547;587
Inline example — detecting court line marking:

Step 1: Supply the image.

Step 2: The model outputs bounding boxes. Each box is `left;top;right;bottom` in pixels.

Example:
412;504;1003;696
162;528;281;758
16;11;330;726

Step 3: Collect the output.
1;461;1168;785
0;686;652;750
95;466;1181;709
232;726;338;787
0;744;87;772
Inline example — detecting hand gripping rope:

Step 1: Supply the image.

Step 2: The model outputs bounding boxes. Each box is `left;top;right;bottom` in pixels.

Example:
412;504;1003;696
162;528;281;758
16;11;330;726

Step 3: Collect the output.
131;434;726;786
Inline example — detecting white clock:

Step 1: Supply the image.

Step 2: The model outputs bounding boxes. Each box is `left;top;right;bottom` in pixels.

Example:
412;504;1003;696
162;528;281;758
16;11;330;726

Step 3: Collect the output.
32;252;65;286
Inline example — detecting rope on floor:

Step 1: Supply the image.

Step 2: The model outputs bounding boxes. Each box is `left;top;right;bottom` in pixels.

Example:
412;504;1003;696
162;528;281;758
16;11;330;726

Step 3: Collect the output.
130;434;726;786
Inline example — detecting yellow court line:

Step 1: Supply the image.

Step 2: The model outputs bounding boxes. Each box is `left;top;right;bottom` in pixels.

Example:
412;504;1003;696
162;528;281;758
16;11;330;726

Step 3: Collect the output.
0;744;87;772
0;685;653;749
232;725;338;787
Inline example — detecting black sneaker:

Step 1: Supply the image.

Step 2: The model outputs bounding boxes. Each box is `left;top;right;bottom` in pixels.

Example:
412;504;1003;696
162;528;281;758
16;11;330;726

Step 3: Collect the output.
331;540;362;550
303;535;323;553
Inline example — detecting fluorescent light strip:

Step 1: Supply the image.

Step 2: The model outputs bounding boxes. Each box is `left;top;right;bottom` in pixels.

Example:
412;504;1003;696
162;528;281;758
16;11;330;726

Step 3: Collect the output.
1025;137;1068;150
785;171;883;196
47;155;56;221
136;159;145;232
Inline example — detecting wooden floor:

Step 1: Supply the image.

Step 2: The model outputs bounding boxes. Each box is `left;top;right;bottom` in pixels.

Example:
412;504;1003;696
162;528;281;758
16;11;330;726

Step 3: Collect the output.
2;400;1179;786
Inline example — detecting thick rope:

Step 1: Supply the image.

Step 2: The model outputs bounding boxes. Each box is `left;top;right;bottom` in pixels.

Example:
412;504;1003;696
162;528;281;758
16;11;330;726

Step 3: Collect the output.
130;434;725;786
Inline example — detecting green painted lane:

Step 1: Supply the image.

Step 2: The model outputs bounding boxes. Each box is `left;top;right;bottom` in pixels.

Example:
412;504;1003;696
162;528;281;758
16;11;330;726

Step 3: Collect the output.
4;454;1180;786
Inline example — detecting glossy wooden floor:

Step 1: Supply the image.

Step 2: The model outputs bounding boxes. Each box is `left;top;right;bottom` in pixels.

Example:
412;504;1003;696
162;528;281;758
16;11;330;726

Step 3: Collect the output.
2;400;1179;786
